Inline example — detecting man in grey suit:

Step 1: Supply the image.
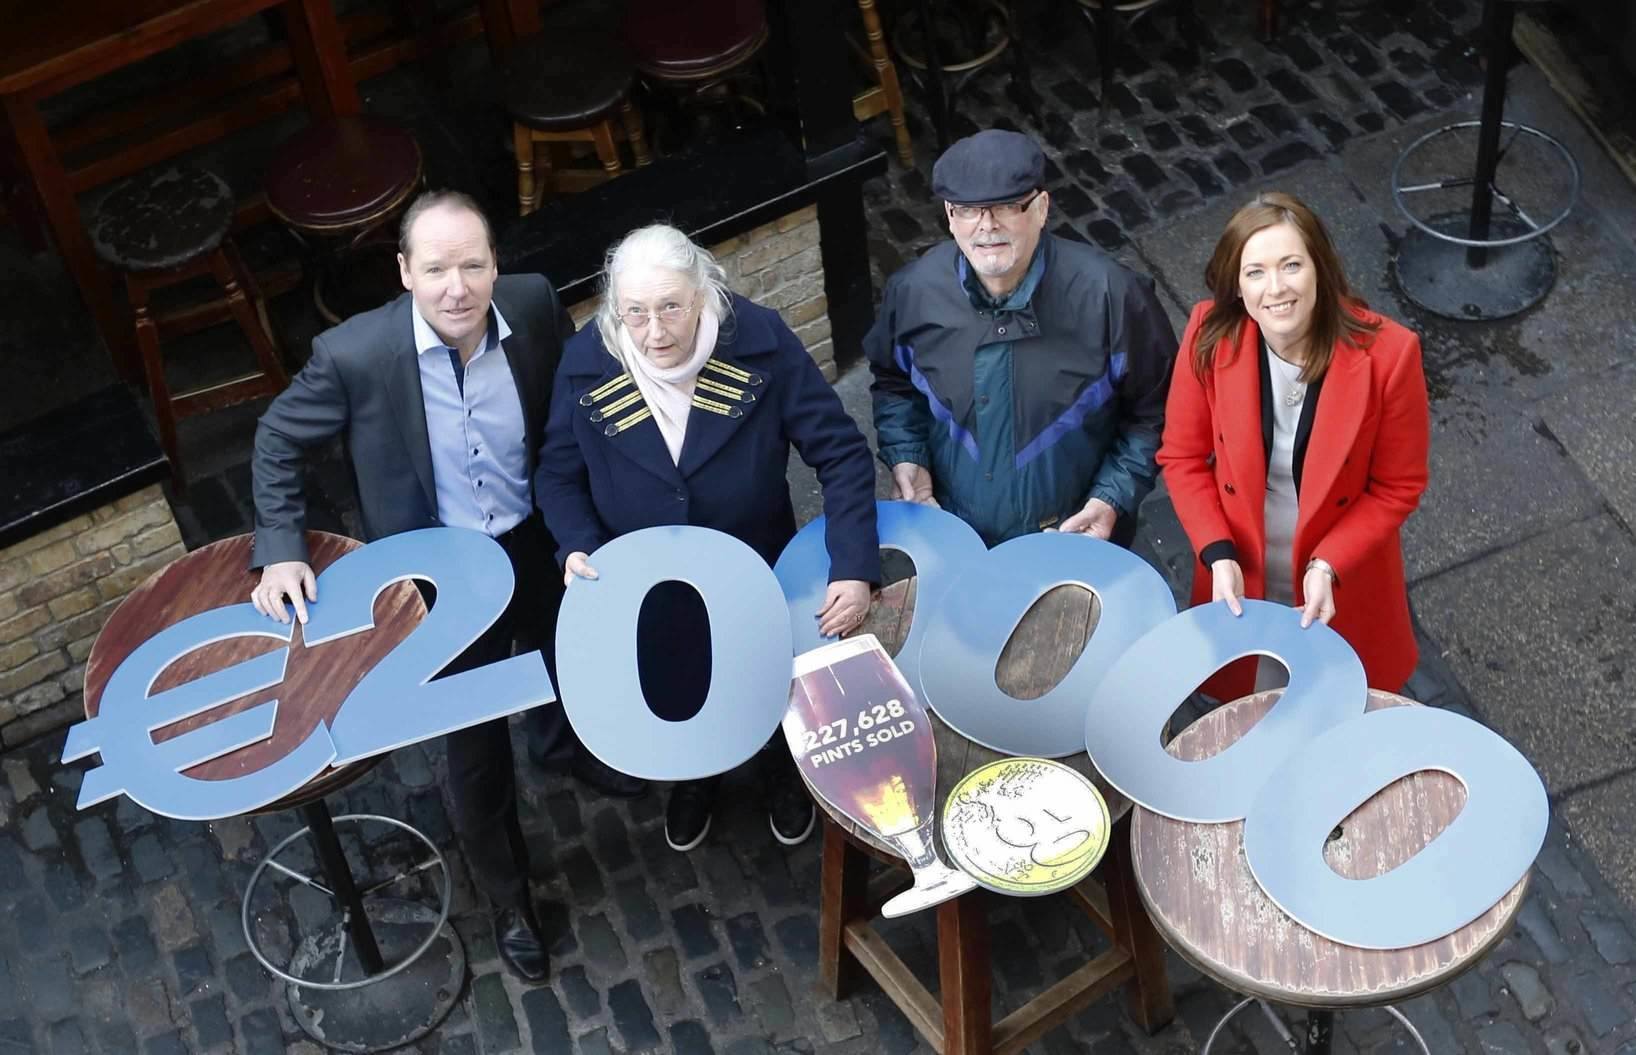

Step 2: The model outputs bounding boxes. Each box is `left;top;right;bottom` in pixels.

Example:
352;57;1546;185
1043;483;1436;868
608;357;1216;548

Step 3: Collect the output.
248;190;637;984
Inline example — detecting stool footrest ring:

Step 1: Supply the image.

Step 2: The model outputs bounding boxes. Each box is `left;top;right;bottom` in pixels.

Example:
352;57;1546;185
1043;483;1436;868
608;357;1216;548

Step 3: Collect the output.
1202;997;1430;1055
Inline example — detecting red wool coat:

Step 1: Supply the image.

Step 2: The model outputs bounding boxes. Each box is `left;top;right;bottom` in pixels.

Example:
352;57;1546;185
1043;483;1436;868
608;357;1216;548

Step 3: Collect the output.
1157;300;1430;702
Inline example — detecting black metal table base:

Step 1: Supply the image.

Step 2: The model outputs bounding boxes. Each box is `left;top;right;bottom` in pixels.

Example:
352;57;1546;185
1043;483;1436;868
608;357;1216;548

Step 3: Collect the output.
286;897;466;1053
1389;0;1579;321
1393;213;1558;320
242;803;464;1052
1202;999;1430;1054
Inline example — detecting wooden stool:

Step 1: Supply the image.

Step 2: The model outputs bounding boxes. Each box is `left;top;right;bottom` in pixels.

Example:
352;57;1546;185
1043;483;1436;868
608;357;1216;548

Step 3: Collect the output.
812;581;1174;1054
624;0;770;144
503;26;651;215
265;117;423;326
88;164;288;485
851;0;914;166
1133;691;1529;1054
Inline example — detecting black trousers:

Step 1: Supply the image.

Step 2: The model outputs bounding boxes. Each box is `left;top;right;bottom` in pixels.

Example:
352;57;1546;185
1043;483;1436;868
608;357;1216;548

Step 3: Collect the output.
435;514;568;910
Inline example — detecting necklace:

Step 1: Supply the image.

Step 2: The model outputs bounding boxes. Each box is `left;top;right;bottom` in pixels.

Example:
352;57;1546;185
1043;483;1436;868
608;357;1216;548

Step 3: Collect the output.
1265;339;1307;407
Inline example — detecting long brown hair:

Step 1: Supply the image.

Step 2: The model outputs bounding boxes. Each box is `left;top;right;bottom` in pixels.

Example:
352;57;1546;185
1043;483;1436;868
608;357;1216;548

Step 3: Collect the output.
1190;192;1379;382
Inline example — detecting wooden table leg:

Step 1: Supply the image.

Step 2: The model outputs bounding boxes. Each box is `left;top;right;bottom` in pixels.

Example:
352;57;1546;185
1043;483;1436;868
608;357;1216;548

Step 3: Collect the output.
283;0;362;118
938;891;992;1055
819;821;870;999
1105;815;1174;1033
1;94;134;378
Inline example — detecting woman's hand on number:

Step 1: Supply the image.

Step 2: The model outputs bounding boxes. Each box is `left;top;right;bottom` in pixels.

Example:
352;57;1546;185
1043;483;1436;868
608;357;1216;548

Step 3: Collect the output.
817;579;872;638
1210;558;1244;617
1300;563;1336;628
563;552;599;587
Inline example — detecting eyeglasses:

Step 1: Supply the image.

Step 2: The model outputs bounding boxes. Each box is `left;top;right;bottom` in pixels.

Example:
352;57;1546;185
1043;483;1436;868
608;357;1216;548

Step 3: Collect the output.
948;191;1042;223
618;303;697;329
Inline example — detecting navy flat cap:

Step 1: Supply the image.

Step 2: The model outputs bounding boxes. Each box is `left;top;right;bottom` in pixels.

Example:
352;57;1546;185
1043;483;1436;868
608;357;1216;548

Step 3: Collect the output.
931;129;1046;205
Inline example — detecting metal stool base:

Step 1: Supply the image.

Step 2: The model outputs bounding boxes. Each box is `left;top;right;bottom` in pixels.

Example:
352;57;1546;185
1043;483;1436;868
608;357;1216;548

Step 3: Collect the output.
1393;214;1557;321
287;897;466;1053
243;812;462;1051
1201;997;1430;1055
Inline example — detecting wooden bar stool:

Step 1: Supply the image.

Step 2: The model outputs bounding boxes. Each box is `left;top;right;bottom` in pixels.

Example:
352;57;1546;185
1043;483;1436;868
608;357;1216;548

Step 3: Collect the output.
88;165;288;485
502;26;651;215
624;0;770;146
266;117;423;326
851;0;914;166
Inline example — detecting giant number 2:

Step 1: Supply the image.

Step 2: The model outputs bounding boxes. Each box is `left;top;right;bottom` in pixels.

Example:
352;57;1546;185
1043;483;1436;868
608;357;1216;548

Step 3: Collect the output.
303;528;555;765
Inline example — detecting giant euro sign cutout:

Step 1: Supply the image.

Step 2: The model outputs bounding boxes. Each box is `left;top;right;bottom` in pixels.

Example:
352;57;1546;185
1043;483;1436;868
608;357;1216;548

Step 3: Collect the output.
64;507;1550;949
64;529;557;820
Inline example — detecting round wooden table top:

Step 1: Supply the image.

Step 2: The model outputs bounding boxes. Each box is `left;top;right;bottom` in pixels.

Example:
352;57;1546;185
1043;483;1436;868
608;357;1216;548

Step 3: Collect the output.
1131;690;1528;1008
810;578;1130;860
84;531;425;810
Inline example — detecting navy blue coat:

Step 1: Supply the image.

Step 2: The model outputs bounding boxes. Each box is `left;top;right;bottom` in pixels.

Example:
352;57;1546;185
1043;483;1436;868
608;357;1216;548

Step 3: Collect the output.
534;295;881;587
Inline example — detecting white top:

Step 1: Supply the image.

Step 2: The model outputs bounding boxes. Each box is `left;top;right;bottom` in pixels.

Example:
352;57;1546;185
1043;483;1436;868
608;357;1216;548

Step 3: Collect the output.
1257;341;1307;692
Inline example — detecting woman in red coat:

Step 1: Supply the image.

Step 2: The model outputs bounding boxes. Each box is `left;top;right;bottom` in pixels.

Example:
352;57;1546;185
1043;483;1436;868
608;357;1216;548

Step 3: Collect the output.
1157;192;1429;701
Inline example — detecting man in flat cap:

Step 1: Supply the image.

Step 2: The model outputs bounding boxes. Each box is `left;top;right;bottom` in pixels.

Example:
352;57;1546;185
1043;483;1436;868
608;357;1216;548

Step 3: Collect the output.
866;129;1177;546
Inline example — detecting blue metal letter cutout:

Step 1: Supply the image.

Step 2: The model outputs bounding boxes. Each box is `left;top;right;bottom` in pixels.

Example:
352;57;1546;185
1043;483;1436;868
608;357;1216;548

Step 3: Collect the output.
61;604;337;821
774;501;987;657
557;526;795;780
917;532;1177;758
1083;600;1367;822
302;527;555;764
1243;705;1549;949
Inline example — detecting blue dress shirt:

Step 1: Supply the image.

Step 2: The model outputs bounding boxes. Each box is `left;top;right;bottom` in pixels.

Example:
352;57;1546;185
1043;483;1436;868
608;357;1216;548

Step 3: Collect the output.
412;302;531;536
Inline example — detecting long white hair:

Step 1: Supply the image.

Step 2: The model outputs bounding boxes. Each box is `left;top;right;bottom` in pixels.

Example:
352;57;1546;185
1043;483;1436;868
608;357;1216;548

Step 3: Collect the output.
595;223;734;355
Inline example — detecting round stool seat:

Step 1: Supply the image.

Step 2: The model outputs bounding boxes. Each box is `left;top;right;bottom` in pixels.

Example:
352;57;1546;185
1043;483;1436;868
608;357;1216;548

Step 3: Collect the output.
88;165;235;272
266;116;422;233
504;30;634;131
624;0;768;80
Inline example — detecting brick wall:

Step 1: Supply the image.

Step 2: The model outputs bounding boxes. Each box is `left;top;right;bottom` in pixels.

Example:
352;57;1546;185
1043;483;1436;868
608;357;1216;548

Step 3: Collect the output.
567;205;837;380
0;485;185;749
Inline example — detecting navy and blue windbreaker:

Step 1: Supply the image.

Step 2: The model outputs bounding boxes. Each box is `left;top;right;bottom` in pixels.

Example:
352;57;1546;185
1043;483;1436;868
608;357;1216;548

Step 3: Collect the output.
865;235;1178;545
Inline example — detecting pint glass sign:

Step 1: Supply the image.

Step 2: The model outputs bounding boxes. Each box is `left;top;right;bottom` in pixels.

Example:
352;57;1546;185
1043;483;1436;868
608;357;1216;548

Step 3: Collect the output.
782;636;976;916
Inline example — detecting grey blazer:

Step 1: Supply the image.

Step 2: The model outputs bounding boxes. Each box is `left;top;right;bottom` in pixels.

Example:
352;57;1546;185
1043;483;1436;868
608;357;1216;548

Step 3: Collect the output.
251;273;573;568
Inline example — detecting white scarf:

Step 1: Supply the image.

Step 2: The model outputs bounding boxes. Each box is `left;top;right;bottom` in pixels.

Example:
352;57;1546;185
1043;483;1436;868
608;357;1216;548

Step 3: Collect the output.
612;305;719;464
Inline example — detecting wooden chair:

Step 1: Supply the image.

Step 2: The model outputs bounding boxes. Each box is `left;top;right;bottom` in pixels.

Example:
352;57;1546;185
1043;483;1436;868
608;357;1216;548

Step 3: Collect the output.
852;0;915;166
502;25;651;215
265;117;423;326
87;165;288;486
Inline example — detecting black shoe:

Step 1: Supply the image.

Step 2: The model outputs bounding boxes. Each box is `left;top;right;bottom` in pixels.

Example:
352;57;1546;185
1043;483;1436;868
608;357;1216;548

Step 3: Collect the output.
665;780;718;852
573;752;649;798
767;772;816;846
494;905;549;984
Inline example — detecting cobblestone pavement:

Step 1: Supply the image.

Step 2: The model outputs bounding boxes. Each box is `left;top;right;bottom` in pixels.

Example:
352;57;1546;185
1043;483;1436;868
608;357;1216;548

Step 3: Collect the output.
8;0;1636;1053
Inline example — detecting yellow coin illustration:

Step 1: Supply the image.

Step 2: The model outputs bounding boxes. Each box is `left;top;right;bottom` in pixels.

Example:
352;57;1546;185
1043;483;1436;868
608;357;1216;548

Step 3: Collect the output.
940;758;1111;896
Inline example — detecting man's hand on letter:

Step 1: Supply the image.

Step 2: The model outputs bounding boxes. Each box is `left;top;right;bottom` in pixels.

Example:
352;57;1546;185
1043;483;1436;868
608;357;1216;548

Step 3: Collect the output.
890;462;939;506
1057;497;1118;540
252;561;317;624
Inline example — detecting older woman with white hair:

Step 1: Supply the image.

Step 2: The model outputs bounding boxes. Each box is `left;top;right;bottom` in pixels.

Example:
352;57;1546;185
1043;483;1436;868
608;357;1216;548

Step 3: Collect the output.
535;223;880;851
